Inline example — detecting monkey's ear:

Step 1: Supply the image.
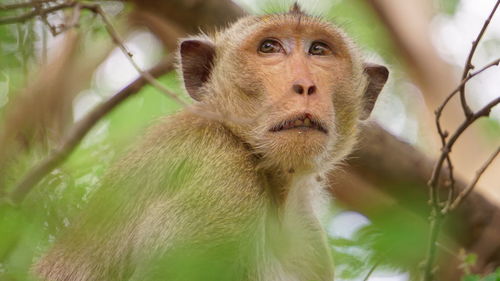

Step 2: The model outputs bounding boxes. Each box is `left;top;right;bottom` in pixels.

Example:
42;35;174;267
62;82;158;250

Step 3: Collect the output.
360;63;389;120
179;39;216;101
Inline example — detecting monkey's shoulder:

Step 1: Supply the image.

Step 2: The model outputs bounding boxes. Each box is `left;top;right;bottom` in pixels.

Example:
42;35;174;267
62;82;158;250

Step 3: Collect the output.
108;111;261;193
151;111;256;165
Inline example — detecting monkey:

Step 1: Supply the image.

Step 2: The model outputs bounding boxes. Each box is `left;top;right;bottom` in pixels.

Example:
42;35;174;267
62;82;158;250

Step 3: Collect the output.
35;3;388;281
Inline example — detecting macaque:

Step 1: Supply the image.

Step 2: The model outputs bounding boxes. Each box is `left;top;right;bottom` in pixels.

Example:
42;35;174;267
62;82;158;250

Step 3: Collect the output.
36;3;388;281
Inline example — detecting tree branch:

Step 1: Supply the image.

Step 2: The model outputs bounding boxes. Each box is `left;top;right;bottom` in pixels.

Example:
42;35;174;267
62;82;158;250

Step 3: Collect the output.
436;58;500;119
0;2;76;25
449;147;500;211
458;0;500;117
0;1;190;106
9;57;175;204
422;2;500;278
0;0;58;11
86;4;189;107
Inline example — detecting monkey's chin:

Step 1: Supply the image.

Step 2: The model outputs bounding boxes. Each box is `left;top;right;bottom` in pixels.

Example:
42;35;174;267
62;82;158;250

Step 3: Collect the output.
257;129;329;172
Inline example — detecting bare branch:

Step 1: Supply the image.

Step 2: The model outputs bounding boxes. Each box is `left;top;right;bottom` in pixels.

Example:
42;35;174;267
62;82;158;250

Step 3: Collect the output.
0;2;76;25
436;58;500;117
0;0;121;11
422;3;500;279
448;147;500;211
423;94;500;280
9;57;175;204
429;96;500;205
6;1;249;204
458;0;500;117
87;4;189;107
0;0;58;10
431;58;499;210
363;262;379;281
91;3;264;125
0;1;189;106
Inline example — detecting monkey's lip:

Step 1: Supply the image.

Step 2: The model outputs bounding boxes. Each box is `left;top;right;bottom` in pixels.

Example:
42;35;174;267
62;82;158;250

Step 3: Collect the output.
269;113;328;134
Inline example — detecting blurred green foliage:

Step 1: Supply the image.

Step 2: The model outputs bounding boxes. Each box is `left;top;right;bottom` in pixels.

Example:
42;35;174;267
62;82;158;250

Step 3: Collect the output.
438;0;460;15
462;269;500;281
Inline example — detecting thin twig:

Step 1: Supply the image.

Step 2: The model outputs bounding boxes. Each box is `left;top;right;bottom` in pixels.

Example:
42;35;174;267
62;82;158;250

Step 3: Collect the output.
423;3;500;275
429;96;500;196
423;97;500;281
435;242;457;257
1;1;239;123
448;147;500;211
436;58;500;117
0;0;121;11
433;58;500;207
53;2;81;36
86;4;190;107
9;57;175;204
458;0;500;117
424;92;500;281
40;11;58;36
90;3;258;124
7;1;249;204
0;0;58;10
0;2;76;25
363;262;379;281
0;0;190;106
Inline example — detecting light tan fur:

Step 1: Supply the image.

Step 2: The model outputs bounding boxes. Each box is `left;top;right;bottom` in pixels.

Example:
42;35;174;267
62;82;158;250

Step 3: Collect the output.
35;4;387;281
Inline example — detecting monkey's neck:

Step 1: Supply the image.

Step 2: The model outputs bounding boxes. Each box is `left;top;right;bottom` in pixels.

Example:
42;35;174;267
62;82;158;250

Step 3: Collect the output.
263;169;326;217
262;170;329;268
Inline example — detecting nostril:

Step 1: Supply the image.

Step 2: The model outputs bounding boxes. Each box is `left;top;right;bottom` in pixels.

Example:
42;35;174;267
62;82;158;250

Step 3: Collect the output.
307;85;316;95
292;84;304;95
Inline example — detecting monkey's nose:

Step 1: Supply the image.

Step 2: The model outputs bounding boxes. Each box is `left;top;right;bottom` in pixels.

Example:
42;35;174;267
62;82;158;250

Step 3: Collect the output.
292;82;316;95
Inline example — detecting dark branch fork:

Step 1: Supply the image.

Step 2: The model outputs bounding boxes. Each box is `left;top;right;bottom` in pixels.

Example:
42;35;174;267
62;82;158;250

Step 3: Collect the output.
422;1;500;280
434;58;500;203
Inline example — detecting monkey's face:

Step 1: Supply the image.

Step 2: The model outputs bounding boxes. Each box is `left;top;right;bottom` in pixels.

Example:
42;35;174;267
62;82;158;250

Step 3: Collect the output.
216;17;363;170
253;26;354;169
179;12;388;171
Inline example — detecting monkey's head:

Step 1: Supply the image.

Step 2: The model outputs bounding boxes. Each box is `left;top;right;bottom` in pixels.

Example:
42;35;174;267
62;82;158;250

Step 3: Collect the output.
179;4;388;172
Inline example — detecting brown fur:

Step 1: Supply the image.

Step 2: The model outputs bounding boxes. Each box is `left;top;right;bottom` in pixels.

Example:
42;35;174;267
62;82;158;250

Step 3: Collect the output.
35;5;388;281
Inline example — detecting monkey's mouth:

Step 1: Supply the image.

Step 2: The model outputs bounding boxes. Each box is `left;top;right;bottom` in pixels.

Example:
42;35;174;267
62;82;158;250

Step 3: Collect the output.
270;113;328;134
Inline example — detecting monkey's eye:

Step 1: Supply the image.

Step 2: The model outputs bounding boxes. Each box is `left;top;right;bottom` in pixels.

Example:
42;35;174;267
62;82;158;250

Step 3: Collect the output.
258;39;284;54
309;41;333;56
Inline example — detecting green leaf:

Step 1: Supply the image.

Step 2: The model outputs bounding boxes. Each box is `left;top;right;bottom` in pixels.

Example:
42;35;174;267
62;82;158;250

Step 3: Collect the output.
465;253;478;266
